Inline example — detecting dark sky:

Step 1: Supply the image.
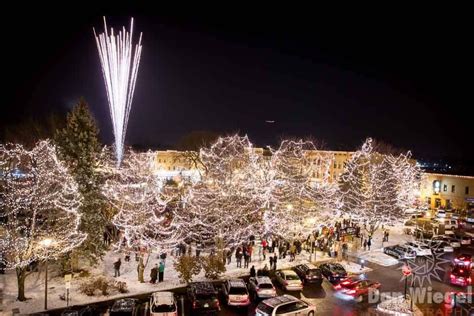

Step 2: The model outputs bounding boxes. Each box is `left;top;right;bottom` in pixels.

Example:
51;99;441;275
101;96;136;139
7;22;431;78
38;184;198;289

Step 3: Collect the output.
2;6;472;163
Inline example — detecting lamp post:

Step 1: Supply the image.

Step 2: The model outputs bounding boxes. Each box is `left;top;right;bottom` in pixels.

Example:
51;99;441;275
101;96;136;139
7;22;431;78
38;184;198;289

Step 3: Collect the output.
40;238;54;311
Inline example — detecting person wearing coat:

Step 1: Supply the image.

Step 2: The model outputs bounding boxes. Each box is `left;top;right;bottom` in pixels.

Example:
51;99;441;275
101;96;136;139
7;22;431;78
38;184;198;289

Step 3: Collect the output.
113;258;121;277
137;260;145;283
250;265;256;278
158;261;165;282
150;264;158;284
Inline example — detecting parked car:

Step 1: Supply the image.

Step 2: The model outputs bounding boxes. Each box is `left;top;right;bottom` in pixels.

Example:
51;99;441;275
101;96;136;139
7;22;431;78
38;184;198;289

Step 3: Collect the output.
450;266;472;287
274;270;303;291
319;263;348;284
460;236;472;246
150;291;177;316
453;254;472;268
383;245;416;260
187;282;220;315
255;295;316;316
437;209;447;218
109;298;139;316
222;279;251;307
432;236;461;248
428;240;454;253
414;228;434;239
293;264;323;286
248;276;277;300
60;306;96;316
432;218;458;230
405;241;432;257
334;279;381;302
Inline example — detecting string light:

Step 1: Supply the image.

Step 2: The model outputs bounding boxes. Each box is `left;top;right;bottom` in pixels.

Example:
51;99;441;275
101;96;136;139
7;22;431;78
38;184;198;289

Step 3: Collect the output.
0;141;86;269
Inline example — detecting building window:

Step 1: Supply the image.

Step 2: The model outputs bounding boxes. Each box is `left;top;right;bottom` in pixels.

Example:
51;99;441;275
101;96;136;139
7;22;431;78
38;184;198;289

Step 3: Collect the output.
467;186;470;195
451;185;455;193
443;184;447;192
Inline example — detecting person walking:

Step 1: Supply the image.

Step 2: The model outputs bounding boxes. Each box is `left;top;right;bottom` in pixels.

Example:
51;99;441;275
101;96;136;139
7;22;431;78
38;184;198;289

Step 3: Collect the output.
269;255;274;270
113;258;121;277
236;247;243;268
150;264;158;284
363;239;367;251
273;254;278;270
250;265;256;278
137;259;145;283
243;247;250;268
367;238;372;251
227;248;232;265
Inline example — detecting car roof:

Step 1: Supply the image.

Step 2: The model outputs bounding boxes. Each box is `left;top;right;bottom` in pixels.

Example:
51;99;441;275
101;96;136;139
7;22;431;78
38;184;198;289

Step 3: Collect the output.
152;291;174;305
262;295;299;307
111;298;138;311
280;269;297;275
190;282;217;294
255;276;272;284
228;279;247;287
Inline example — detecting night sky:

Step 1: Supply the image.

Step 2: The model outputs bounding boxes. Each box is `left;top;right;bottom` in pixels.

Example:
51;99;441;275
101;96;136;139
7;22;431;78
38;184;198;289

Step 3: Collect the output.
2;6;472;164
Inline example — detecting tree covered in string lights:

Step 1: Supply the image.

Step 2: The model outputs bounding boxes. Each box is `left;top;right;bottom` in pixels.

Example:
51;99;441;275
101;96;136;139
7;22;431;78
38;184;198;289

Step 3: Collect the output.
338;138;420;233
0;140;86;301
55;99;108;265
263;140;338;240
102;149;182;255
182;135;264;249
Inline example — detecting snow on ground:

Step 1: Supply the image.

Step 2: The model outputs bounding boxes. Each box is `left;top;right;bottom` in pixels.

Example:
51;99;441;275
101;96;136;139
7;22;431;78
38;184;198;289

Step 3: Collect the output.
1;249;336;315
339;260;372;274
376;295;423;316
350;224;413;267
359;250;400;267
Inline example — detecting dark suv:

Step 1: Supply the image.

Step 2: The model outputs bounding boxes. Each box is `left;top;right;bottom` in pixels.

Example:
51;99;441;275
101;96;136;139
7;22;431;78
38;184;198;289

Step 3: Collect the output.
319;263;347;284
293;264;323;286
187;282;221;315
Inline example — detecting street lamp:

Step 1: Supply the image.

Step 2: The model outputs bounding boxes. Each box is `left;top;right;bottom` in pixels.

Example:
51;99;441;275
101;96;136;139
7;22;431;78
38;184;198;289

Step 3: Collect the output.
40;238;55;311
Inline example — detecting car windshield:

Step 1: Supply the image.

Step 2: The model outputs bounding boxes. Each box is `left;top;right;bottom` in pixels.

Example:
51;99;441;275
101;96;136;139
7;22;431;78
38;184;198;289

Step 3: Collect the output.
196;293;216;300
308;269;321;276
229;287;248;295
286;274;300;280
152;304;176;313
259;283;273;289
257;302;274;314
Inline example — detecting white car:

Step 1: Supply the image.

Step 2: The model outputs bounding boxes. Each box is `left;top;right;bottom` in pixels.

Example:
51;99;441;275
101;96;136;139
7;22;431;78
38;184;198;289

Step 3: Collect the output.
222;279;251;307
405;242;432;257
150;291;177;316
248;276;277;299
274;270;303;291
256;295;316;316
460;236;471;246
436;209;446;218
432;218;458;230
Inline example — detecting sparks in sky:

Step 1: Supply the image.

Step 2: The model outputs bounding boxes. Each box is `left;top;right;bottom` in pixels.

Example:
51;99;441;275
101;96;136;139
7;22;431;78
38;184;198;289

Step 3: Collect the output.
94;17;143;165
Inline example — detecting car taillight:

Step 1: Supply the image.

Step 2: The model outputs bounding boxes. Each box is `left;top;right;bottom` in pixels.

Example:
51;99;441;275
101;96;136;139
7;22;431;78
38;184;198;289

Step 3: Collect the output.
450;274;455;279
347;289;356;295
284;281;288;285
256;286;260;291
334;284;341;290
193;301;197;309
468;277;472;284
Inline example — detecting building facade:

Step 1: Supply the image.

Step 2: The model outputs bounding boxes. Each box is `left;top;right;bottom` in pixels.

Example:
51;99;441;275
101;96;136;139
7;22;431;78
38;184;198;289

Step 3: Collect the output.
420;173;474;210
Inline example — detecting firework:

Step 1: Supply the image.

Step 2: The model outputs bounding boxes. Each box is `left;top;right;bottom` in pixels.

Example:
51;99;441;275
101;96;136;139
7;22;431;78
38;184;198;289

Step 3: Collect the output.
94;17;143;165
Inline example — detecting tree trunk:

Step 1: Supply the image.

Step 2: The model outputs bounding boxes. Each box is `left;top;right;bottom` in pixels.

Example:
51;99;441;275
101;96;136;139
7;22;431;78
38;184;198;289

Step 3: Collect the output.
16;266;27;301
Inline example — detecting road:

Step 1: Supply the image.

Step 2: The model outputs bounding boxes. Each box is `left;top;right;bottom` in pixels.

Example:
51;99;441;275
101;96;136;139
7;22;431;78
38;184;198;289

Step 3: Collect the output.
44;244;474;316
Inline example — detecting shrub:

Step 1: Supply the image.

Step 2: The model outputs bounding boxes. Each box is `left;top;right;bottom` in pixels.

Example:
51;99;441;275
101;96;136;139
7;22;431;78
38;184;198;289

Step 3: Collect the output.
174;255;201;283
201;254;226;280
112;281;129;293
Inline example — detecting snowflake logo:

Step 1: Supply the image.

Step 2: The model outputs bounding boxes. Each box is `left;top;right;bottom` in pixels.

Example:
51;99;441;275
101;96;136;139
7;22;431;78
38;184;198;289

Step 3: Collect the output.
399;240;450;286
